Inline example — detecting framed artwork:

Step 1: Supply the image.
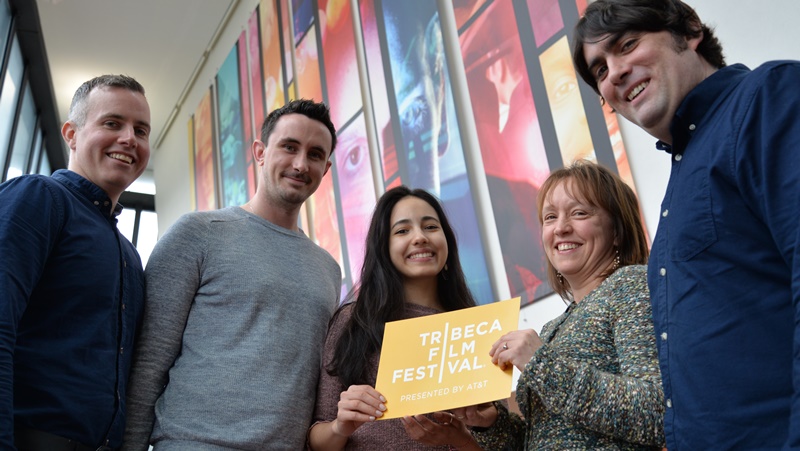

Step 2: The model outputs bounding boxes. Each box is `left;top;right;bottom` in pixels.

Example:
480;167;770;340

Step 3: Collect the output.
191;88;218;212
359;0;494;304
458;0;552;304
184;0;646;306
215;42;249;207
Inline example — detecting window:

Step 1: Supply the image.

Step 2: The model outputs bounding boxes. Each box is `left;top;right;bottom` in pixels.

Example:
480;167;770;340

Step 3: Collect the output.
117;185;158;268
0;33;22;176
6;81;36;180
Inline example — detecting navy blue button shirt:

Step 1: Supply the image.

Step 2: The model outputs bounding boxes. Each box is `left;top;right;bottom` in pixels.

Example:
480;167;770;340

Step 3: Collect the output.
0;169;145;449
648;62;800;450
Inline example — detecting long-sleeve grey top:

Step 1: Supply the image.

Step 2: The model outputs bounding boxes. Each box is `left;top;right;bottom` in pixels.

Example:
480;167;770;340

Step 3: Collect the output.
123;206;341;450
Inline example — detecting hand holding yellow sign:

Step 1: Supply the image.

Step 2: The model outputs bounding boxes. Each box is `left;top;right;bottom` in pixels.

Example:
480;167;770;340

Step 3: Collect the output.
375;297;520;419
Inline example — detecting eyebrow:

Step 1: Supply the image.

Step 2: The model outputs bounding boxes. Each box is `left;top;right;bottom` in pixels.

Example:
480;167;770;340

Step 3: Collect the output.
391;215;441;229
585;33;623;74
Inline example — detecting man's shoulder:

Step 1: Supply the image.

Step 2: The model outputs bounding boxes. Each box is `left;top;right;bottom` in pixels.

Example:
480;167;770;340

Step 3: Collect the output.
737;60;800;89
173;207;241;227
0;173;63;194
158;209;232;243
0;174;73;212
754;59;800;72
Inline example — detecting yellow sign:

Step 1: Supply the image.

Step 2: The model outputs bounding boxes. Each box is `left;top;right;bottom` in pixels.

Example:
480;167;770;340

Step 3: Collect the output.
375;298;520;419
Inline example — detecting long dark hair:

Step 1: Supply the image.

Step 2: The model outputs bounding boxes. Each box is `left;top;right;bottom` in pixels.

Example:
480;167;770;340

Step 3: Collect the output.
328;186;477;387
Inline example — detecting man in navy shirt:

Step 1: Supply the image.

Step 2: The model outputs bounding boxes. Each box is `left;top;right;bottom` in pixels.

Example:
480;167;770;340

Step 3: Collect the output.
571;0;800;449
0;74;151;450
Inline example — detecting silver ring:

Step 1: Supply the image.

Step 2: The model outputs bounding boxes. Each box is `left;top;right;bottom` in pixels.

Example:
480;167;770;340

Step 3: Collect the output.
502;343;508;350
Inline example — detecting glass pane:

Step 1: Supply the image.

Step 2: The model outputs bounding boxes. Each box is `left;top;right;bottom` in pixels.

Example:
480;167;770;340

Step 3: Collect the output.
136;210;158;267
28;126;43;174
1;0;10;59
7;83;36;180
116;208;136;243
0;34;22;179
38;147;51;175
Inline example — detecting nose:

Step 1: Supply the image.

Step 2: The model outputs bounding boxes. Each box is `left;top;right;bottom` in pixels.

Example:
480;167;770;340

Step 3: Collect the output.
607;55;630;86
411;228;429;245
554;216;571;236
292;152;309;173
118;125;137;147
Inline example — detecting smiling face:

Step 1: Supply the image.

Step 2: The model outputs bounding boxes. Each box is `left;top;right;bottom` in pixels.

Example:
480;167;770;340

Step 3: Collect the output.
256;113;332;211
63;86;151;203
389;196;449;283
582;30;711;143
541;179;616;294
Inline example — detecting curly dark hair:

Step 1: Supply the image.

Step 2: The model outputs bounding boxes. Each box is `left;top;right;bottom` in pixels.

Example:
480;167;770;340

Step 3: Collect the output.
572;0;725;94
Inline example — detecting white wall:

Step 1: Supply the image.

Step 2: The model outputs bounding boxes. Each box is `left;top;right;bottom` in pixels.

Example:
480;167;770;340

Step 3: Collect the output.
152;0;800;330
153;0;261;231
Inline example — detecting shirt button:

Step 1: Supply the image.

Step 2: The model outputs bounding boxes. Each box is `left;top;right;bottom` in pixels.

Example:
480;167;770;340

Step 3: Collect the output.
688;124;696;131
661;332;668;341
119;347;124;354
93;201;100;205
122;303;126;310
104;201;110;206
660;267;667;276
666;399;672;408
662;209;669;217
674;154;683;161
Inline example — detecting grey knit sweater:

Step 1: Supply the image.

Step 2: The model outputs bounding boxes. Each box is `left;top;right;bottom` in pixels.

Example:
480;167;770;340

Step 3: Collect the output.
123;207;341;450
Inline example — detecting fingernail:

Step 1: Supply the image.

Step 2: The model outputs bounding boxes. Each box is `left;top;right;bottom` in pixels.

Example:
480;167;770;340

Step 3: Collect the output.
380;395;386;402
375;410;384;417
379;404;387;411
369;416;376;421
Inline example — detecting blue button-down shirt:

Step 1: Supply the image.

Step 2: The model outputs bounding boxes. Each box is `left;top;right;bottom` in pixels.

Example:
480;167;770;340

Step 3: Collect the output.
0;169;145;449
648;62;800;450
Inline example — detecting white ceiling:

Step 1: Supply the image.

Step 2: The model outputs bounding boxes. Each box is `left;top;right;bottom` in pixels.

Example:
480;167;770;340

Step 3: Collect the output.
35;0;237;170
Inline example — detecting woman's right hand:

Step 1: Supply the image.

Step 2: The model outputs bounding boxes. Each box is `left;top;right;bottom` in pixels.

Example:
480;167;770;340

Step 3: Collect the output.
331;385;387;438
450;402;499;429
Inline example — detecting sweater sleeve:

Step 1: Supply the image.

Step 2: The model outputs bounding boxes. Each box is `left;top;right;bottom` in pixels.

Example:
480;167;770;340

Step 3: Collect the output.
524;269;665;446
471;402;526;451
122;214;208;451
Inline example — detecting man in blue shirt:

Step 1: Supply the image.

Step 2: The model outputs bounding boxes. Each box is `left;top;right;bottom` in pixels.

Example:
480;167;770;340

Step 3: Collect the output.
571;0;800;449
0;74;151;450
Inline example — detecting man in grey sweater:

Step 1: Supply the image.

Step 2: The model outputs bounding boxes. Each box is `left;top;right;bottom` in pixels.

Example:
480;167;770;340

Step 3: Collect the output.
123;99;342;450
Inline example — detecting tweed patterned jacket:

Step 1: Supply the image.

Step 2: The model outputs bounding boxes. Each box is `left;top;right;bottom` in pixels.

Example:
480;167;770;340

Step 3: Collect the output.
473;265;665;450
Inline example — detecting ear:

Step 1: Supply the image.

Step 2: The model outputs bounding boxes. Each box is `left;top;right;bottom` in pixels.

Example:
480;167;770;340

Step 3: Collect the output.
252;140;266;166
686;29;703;52
61;121;78;151
323;159;332;176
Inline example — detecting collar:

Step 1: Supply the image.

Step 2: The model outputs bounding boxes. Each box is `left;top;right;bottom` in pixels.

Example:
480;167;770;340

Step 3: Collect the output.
52;169;124;217
656;64;751;155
